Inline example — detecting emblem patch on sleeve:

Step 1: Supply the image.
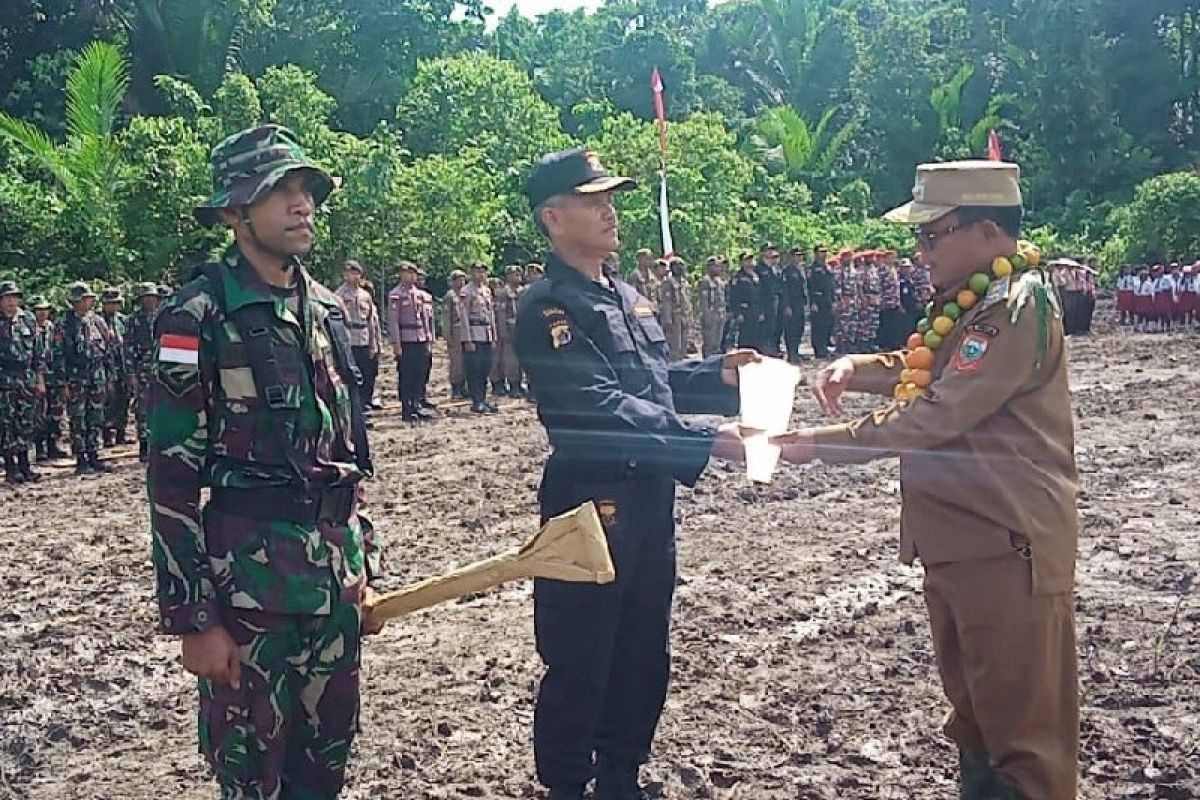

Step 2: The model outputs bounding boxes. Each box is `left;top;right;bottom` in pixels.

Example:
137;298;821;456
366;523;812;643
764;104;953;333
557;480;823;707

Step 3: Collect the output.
550;321;573;349
159;333;199;365
951;332;990;372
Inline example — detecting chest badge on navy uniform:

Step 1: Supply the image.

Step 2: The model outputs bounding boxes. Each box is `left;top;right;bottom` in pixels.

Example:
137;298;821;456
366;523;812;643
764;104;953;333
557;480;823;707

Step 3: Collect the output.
596;499;619;528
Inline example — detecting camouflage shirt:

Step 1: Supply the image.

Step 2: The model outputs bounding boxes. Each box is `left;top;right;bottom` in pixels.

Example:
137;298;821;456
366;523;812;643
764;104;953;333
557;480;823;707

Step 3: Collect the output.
102;311;128;378
123;308;158;377
0;309;43;390
34;319;57;387
51;309;110;387
147;247;369;634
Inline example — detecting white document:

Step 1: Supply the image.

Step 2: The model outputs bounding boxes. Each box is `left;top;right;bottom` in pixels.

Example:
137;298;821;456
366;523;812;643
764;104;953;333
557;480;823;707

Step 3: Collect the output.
738;358;801;483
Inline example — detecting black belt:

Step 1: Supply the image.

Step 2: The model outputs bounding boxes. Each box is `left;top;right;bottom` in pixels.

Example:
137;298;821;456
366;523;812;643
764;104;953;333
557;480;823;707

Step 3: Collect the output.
208;485;356;527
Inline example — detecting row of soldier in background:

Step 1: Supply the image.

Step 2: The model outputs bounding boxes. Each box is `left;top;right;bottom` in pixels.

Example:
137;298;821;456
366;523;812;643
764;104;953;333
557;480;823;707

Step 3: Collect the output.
630;243;935;361
334;258;547;421
333;245;936;424
0;280;170;483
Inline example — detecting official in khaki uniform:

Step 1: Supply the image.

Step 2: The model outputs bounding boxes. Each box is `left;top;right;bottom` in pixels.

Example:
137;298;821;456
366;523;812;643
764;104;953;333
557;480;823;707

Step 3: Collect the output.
493;265;525;396
698;256;727;357
442;270;468;399
777;161;1079;800
664;257;692;359
629;248;658;304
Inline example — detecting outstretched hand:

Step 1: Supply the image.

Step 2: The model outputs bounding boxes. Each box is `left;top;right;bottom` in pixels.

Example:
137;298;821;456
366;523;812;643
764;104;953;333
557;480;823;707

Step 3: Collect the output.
813;356;855;417
719;349;762;387
771;429;817;465
710;421;764;463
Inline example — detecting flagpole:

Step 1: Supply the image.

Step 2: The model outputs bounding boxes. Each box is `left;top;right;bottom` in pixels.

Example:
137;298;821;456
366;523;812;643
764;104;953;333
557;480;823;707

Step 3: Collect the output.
651;67;674;258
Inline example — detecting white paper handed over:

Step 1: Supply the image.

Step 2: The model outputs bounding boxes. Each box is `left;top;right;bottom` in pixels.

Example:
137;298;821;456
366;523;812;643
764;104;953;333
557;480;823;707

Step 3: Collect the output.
737;358;801;484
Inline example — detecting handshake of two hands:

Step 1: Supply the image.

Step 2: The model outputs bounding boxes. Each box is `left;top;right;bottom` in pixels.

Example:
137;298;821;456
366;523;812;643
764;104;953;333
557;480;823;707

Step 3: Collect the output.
712;353;859;466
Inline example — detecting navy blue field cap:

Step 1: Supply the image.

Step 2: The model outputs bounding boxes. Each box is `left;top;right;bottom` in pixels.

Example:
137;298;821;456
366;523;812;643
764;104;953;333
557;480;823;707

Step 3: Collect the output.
526;148;636;209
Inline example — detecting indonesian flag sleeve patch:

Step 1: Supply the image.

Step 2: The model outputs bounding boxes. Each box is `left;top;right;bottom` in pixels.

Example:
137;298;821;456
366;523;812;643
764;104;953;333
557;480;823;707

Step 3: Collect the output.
159;333;200;365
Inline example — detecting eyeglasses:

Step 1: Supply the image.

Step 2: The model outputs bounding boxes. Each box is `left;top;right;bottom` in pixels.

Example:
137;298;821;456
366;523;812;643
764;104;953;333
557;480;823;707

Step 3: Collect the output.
913;220;977;251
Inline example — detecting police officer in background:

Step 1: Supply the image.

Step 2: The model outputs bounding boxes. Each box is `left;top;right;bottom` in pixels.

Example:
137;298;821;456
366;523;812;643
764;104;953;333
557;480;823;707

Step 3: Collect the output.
807;245;835;358
781;246;809;363
514;147;757;800
462;261;498;414
728;251;763;351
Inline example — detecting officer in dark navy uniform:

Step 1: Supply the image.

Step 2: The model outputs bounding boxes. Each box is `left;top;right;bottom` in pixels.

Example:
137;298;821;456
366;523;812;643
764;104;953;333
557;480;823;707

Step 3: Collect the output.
514;148;757;800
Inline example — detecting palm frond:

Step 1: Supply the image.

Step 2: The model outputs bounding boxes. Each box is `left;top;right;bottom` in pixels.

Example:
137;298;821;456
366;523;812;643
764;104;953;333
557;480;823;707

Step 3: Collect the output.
65;41;129;140
0;113;72;189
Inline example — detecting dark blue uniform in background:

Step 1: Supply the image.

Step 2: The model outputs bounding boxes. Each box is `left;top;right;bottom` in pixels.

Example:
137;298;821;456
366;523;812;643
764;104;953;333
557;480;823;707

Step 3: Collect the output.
514;252;739;791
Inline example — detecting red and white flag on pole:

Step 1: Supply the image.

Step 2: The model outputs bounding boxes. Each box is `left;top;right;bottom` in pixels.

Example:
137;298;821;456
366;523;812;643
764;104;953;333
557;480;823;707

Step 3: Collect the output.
987;129;1003;161
651;68;674;257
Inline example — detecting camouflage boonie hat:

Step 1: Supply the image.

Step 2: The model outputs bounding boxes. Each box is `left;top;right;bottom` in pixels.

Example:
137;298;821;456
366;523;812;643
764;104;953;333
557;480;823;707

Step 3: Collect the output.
449;269;467;280
31;295;50;309
100;286;122;303
67;282;96;303
194;124;336;227
505;264;523;275
135;282;159;299
0;280;20;297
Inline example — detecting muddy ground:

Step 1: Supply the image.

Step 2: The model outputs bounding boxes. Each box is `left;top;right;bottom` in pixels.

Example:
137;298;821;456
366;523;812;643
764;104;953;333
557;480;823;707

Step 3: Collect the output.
1;304;1196;800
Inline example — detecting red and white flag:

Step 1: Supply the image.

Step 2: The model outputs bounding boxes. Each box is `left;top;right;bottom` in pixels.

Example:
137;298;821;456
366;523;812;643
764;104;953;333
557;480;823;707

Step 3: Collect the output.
987;129;1003;161
159;333;199;365
651;68;674;257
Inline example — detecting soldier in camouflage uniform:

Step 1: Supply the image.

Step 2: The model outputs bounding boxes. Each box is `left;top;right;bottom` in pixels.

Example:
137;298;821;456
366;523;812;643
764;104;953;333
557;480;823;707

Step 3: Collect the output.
123;282;160;461
53;282;114;475
0;281;45;483
30;295;67;461
100;287;131;446
148;124;379;800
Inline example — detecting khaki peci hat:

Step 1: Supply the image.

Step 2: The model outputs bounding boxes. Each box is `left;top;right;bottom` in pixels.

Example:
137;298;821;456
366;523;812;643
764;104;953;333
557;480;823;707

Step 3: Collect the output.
884;160;1022;226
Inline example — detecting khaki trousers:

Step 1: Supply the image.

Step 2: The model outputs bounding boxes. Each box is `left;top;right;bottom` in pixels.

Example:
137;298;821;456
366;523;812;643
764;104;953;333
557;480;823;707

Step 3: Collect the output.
924;551;1079;800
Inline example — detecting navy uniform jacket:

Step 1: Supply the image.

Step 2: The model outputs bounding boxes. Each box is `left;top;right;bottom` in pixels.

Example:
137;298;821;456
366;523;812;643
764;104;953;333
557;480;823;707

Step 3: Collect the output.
514;253;739;488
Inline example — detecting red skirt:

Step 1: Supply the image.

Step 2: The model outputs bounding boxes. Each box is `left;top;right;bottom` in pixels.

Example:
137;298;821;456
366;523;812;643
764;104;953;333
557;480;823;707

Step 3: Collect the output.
1153;294;1174;318
1116;290;1134;312
1134;294;1156;316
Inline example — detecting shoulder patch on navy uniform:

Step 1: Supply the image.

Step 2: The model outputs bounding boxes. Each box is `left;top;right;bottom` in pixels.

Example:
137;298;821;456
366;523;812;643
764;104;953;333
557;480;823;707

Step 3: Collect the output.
966;322;1000;338
540;305;574;350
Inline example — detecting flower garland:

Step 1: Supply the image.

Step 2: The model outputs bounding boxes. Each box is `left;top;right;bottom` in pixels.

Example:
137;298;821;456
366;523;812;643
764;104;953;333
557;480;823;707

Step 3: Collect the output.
893;240;1042;402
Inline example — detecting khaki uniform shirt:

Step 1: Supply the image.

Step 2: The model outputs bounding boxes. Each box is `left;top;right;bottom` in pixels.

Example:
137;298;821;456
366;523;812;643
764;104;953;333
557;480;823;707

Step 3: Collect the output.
699;275;726;320
461;282;496;343
810;272;1079;594
631;268;660;309
495;284;522;341
335;283;381;352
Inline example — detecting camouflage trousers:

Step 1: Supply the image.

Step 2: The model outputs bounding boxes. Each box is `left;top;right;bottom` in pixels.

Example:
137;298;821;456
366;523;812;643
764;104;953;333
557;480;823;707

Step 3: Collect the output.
105;375;130;438
34;388;65;443
67;381;106;455
0;386;38;454
133;371;154;441
199;599;363;800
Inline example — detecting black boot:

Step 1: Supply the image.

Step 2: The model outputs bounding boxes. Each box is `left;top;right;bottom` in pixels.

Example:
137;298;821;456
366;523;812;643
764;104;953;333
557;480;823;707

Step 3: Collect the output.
546;786;586;800
401;401;418;422
46;437;67;459
16;450;39;482
102;428;116;448
115;428;128;445
35;440;48;462
593;759;646;800
4;455;23;484
88;451;114;473
138;440;148;463
75;454;92;476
